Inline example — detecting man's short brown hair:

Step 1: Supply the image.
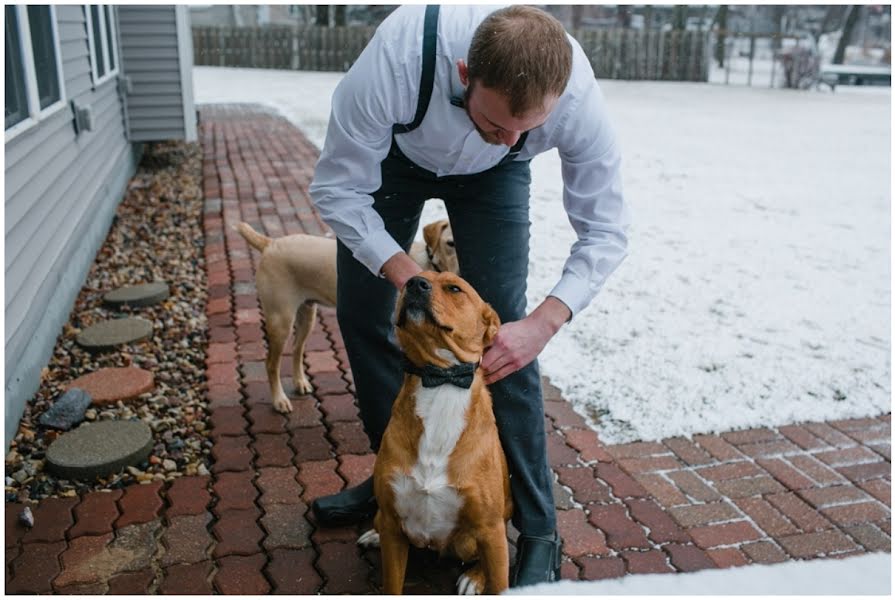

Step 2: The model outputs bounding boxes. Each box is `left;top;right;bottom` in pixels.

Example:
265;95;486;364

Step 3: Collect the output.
467;5;573;116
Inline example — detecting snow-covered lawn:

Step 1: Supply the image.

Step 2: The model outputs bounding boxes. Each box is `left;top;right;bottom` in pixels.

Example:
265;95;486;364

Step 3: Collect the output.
511;552;890;595
194;66;890;443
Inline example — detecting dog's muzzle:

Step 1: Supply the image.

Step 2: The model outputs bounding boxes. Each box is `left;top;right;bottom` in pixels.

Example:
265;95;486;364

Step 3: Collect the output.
405;275;432;299
397;276;432;327
397;276;454;333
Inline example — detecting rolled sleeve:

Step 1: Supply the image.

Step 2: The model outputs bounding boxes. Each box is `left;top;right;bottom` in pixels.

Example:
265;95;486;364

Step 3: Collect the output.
354;229;404;277
552;81;630;318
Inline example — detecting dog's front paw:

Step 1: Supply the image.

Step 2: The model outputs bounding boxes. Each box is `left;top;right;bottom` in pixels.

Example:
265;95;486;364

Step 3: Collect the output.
272;396;293;414
456;567;485;595
357;528;381;548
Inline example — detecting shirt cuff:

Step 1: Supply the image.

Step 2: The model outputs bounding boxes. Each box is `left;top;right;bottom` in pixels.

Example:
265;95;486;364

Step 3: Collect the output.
547;273;600;321
352;229;405;277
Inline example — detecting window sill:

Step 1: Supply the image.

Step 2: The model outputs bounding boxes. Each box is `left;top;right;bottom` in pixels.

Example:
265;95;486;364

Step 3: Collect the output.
92;68;121;90
5;100;68;143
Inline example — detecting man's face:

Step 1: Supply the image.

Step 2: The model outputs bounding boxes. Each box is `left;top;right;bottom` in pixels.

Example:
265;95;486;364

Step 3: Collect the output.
463;80;557;147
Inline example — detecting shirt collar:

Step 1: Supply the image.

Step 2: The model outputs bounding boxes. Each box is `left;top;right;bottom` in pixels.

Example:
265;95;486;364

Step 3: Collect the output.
449;63;466;108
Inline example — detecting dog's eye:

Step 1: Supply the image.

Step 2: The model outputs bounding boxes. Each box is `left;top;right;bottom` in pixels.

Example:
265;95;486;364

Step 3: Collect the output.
446;240;455;248
445;284;462;294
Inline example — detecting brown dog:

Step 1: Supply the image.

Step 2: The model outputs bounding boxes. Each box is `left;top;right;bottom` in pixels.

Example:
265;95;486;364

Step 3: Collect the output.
236;220;459;414
358;271;512;595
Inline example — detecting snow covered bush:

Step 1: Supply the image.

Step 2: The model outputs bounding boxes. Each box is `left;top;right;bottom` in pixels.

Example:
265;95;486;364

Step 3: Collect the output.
775;45;821;89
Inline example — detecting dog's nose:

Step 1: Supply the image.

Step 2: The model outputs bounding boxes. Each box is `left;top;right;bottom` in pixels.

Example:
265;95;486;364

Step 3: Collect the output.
406;276;432;294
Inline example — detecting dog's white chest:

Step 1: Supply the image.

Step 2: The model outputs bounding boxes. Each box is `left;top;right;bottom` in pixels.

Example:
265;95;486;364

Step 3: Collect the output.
390;381;471;549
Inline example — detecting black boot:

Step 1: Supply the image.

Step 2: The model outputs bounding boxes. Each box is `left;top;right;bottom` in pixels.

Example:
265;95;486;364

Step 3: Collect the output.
311;476;377;527
510;531;563;588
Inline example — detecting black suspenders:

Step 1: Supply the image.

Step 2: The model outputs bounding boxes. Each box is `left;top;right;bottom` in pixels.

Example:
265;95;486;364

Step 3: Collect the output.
392;5;440;135
391;5;527;165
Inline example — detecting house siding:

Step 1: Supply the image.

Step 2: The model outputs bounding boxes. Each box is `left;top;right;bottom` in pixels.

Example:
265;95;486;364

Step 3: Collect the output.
4;5;138;448
119;5;196;142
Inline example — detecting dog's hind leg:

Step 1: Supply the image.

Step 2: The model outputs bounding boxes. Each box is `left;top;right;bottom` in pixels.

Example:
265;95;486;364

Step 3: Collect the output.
357;528;381;548
456;565;486;595
454;524;510;594
263;304;296;414
452;532;486;595
292;301;317;396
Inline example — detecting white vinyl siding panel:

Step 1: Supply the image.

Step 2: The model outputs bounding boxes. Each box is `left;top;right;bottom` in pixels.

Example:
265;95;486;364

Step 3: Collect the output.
130;82;182;96
5;85;122;237
4;4;134;442
5;115;130;323
118;5;193;141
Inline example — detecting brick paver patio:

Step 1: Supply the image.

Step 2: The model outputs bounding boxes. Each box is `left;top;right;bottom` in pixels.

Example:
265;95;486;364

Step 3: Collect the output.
5;104;890;594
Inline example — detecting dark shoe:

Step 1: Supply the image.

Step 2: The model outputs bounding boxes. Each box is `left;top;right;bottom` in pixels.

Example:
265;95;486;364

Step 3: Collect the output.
311;476;377;527
510;531;563;588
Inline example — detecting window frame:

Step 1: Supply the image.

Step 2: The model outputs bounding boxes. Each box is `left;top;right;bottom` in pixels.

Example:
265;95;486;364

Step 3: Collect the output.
84;4;119;87
5;5;67;142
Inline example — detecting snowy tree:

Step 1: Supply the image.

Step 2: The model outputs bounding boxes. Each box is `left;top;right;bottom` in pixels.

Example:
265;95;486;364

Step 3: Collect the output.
672;5;687;30
813;5;848;44
713;5;729;67
334;5;346;26
833;6;862;64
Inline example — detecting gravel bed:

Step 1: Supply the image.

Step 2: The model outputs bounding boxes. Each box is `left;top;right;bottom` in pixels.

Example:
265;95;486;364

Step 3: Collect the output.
5;141;210;502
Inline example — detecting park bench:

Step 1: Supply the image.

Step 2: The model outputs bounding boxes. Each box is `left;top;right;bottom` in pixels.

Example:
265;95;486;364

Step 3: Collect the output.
819;64;891;87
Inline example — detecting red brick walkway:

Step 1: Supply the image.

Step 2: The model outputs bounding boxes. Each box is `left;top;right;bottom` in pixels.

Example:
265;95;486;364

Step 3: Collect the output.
5;104;890;594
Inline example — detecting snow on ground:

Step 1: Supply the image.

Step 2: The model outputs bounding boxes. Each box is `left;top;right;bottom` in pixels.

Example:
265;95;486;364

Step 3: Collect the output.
195;68;339;151
510;552;891;595
195;66;890;443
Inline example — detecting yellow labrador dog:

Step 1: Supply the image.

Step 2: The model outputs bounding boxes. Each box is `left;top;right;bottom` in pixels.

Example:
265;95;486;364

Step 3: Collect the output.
236;220;459;414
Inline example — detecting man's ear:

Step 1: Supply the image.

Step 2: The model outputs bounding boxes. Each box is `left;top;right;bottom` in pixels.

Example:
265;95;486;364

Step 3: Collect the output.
481;303;501;347
457;59;469;86
423;220;448;250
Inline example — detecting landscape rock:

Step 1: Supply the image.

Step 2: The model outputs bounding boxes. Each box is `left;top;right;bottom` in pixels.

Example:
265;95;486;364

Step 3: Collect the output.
38;389;92;430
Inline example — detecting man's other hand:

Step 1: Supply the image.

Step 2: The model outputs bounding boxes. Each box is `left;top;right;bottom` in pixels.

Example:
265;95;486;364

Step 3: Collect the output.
481;296;571;385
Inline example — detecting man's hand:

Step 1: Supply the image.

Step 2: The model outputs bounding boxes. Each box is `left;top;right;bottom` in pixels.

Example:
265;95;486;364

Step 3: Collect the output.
481;296;571;385
380;251;423;290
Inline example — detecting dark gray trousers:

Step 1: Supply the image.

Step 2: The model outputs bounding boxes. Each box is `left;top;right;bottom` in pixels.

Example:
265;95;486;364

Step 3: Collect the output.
336;141;556;536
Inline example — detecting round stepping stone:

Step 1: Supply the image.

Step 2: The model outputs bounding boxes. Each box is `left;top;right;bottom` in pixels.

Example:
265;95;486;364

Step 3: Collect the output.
45;420;153;480
38;388;92;431
68;367;155;406
103;282;169;308
76;317;153;350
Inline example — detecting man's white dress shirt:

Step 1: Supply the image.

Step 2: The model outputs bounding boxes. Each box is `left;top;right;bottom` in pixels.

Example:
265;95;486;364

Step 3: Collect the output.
309;4;629;317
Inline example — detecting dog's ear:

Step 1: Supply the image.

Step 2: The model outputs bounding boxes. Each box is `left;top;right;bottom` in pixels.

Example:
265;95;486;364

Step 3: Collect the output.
423;220;449;250
481;303;500;347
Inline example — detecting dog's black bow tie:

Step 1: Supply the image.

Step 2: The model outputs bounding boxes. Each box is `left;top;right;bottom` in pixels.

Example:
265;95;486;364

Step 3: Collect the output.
402;356;478;389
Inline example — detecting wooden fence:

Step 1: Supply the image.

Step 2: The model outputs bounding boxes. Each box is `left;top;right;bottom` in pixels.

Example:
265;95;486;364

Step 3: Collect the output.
192;25;709;82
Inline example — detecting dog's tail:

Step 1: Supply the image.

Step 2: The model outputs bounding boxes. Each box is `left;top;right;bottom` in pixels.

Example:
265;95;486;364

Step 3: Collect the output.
235;222;271;252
